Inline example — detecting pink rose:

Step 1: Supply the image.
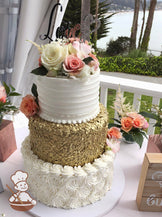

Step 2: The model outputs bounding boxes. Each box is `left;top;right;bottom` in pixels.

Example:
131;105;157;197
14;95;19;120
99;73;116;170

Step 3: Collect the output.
106;138;120;153
72;41;91;59
0;86;7;103
20;95;39;118
142;119;149;129
63;55;85;76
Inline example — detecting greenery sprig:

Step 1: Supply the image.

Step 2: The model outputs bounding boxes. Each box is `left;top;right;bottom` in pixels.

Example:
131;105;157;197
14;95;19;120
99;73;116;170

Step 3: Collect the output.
0;82;20;125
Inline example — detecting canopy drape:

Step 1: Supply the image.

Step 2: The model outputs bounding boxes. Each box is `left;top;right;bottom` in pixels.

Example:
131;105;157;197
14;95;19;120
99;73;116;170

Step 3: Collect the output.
11;0;68;105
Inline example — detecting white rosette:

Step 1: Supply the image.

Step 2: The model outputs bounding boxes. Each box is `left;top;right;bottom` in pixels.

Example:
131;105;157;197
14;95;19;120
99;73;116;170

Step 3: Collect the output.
21;136;115;209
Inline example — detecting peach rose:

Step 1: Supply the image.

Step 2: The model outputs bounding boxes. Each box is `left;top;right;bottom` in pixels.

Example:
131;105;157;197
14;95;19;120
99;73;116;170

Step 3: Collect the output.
107;127;122;139
133;116;145;128
127;112;149;129
0;86;7;103
121;116;133;132
63;55;85;75
20;95;39;118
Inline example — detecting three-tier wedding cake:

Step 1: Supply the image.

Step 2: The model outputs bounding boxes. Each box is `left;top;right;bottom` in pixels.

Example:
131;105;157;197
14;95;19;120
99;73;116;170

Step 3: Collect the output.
21;38;115;209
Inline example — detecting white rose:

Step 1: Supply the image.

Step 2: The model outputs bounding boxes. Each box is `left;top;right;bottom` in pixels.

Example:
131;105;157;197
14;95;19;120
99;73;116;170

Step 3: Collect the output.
41;42;68;71
77;65;91;79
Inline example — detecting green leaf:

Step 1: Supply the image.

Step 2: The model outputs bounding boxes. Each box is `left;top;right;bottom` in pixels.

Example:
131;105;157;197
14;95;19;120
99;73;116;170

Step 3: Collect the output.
122;132;134;143
31;66;48;76
132;132;144;148
3;82;10;95
139;111;158;120
83;57;93;65
8;92;21;96
140;130;148;139
31;83;38;98
10;85;15;91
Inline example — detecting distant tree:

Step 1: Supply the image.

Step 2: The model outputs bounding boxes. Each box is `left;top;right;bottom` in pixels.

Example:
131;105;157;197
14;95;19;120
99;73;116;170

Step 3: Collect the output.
106;36;131;56
140;0;157;51
62;0;113;44
90;0;114;46
138;0;146;48
130;0;140;50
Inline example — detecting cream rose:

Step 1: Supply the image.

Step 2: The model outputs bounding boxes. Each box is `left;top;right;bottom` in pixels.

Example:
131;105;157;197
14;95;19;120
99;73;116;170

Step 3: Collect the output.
77;65;91;79
41;42;68;71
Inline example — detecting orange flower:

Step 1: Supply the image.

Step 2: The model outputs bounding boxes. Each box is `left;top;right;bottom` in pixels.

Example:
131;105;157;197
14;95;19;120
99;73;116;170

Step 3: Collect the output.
133;117;145;128
0;86;7;103
121;117;133;132
20;95;39;118
107;127;122;139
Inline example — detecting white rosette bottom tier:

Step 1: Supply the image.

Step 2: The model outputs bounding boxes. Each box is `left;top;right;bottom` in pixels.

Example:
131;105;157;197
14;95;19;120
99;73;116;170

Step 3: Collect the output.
21;136;115;209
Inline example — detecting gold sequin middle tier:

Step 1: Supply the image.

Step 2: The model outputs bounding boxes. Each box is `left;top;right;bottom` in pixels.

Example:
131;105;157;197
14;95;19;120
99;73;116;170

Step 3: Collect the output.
29;103;108;167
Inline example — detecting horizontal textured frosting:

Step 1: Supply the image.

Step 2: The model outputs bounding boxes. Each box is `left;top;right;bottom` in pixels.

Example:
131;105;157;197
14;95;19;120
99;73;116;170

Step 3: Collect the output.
29;104;108;167
21;136;115;209
36;72;100;124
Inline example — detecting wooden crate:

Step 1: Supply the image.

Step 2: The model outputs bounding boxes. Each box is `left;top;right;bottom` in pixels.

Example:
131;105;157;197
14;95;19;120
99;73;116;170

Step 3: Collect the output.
136;153;162;211
0;120;17;161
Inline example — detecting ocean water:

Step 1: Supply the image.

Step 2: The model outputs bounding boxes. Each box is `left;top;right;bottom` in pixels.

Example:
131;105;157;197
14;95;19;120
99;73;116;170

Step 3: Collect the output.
97;10;162;56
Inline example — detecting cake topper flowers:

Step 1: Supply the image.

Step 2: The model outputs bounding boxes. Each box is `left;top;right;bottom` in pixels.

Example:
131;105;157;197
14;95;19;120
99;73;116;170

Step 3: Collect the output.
0;82;20;125
28;38;100;79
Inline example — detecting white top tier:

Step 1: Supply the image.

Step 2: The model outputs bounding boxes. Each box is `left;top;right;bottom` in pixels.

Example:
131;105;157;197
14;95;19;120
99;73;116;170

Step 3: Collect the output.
36;73;100;124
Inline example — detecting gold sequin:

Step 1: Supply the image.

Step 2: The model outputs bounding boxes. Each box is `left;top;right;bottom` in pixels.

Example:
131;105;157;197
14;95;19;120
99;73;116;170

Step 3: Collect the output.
29;104;108;167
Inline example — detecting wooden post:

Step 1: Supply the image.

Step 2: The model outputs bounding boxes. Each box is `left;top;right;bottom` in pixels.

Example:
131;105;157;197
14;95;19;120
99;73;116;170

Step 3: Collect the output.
80;0;90;41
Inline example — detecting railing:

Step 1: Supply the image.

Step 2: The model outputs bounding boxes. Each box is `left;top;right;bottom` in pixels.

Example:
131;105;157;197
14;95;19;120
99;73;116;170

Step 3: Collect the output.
100;74;162;135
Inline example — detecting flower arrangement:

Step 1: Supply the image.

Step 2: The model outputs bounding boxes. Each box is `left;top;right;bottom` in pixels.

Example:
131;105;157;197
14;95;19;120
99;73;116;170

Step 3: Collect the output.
29;38;100;79
108;88;149;147
0;82;20;125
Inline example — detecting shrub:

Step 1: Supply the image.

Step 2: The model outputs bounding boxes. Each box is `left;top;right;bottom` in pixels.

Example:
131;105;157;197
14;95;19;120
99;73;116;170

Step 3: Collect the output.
98;56;162;76
125;49;150;58
106;36;131;56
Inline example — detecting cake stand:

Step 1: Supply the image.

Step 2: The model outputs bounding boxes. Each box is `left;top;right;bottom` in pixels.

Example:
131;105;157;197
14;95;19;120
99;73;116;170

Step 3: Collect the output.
30;159;125;217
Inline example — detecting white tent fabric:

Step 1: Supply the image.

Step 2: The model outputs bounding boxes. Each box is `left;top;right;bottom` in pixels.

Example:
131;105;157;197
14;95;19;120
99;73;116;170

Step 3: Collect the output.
11;0;68;105
0;0;21;84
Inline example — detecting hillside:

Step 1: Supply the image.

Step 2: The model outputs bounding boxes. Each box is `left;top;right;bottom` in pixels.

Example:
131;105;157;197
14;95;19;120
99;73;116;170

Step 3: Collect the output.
103;0;162;11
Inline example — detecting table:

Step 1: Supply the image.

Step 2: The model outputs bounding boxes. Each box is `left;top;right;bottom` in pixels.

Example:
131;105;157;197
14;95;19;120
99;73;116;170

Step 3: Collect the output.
0;114;161;217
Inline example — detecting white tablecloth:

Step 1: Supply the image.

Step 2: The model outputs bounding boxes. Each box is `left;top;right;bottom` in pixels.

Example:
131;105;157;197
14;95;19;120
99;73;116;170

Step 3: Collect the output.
0;114;161;217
